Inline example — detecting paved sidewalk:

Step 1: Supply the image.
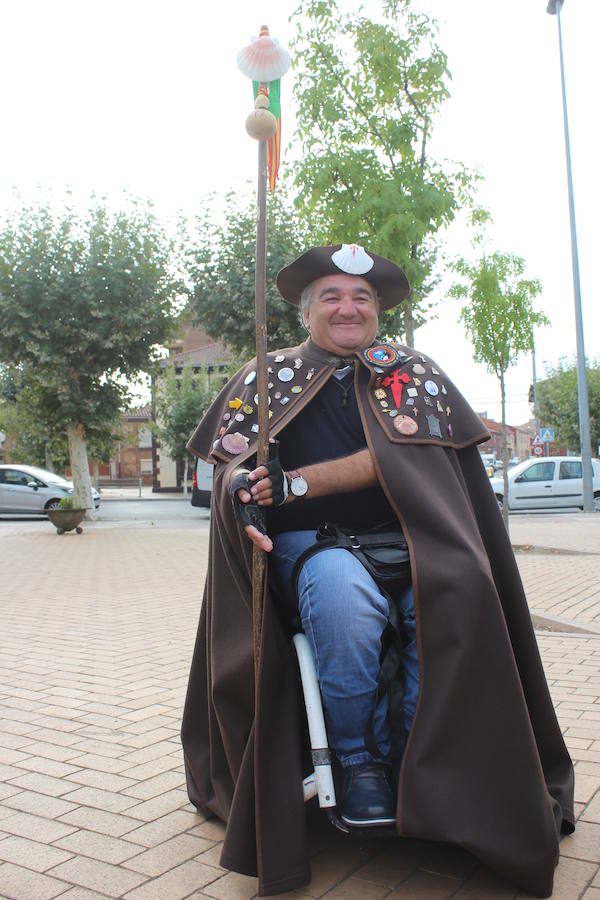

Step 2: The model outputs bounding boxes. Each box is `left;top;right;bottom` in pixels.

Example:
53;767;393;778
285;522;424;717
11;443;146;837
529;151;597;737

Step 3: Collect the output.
0;514;599;899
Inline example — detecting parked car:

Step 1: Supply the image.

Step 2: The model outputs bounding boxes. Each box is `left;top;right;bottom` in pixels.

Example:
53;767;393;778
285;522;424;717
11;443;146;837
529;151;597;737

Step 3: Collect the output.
0;464;100;515
480;453;496;477
489;456;600;512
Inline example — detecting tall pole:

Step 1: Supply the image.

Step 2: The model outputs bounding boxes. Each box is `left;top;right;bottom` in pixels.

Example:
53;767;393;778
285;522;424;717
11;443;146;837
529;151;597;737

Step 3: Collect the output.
252;137;269;682
237;26;290;686
547;0;594;509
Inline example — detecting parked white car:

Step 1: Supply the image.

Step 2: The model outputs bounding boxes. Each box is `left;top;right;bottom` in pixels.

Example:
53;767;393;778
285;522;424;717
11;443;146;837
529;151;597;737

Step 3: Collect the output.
0;464;100;515
489;456;600;512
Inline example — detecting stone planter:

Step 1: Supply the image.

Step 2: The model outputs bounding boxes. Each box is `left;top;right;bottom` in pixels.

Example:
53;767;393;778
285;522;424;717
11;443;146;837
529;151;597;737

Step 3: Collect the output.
46;508;87;534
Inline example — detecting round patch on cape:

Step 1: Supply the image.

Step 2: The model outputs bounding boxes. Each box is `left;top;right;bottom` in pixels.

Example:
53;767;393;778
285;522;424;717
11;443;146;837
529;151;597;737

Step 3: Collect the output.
424;380;439;396
362;345;400;368
393;415;418;436
244;371;256;385
221;432;249;455
278;367;294;382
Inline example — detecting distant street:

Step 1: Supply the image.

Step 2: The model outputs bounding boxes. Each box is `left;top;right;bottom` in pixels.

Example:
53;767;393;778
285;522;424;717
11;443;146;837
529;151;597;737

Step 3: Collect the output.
0;496;210;533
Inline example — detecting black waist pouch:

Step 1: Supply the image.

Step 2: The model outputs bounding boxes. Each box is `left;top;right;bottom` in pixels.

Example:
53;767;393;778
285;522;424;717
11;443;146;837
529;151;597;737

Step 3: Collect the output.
292;521;411;603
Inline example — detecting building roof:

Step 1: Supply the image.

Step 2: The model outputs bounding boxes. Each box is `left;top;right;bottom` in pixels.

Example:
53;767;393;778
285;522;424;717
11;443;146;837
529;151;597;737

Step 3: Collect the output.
122;404;152;421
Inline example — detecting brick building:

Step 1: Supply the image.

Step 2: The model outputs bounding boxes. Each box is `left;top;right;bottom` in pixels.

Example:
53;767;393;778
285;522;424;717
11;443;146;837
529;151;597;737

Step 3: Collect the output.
153;327;232;492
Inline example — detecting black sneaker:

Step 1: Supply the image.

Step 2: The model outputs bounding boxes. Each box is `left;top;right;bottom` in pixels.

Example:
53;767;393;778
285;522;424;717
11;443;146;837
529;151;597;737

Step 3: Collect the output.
340;762;396;827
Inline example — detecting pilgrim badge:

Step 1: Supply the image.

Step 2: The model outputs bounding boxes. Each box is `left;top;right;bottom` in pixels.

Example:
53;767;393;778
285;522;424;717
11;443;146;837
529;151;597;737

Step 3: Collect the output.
278;367;294;382
412;363;426;375
294;358;303;369
374;388;386;400
427;415;442;439
222;432;249;455
382;370;411;407
251;423;259;433
275;354;285;363
229;397;243;410
331;243;374;275
407;387;418;398
424;380;439;396
394;415;419;436
243;405;254;414
244;371;256;385
362;345;401;368
291;385;302;394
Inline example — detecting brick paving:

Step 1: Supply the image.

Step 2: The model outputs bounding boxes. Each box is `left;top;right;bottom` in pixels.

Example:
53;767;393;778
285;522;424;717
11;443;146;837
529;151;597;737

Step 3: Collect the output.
0;513;599;899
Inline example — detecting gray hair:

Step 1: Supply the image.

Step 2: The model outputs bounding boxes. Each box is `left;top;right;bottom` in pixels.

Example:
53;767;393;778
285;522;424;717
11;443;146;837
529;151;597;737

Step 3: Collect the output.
299;280;381;330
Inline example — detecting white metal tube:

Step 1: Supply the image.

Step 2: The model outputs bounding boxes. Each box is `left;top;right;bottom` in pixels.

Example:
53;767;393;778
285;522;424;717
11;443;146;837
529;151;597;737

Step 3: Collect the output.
293;633;337;808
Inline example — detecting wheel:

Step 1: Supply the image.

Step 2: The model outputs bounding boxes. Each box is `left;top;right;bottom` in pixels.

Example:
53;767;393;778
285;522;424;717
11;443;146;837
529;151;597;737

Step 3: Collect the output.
594;492;600;513
76;526;83;534
56;527;65;535
46;500;62;510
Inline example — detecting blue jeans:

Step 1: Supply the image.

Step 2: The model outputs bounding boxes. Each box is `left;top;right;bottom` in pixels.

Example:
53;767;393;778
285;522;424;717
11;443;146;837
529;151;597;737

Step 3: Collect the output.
271;530;419;768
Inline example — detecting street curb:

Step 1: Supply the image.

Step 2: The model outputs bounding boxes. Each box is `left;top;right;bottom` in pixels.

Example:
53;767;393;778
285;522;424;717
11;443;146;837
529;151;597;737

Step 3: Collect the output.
531;608;600;636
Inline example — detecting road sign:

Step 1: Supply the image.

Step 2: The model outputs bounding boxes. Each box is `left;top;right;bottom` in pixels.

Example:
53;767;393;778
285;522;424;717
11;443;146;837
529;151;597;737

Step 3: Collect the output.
532;434;544;446
533;445;543;456
540;427;555;443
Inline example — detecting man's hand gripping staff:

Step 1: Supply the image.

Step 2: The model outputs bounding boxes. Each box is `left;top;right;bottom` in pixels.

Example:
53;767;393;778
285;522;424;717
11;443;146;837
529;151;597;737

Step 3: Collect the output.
228;440;287;553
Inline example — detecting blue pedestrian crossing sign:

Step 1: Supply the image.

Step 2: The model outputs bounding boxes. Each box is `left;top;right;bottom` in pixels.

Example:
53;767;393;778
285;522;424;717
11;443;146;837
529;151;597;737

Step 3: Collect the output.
540;427;555;443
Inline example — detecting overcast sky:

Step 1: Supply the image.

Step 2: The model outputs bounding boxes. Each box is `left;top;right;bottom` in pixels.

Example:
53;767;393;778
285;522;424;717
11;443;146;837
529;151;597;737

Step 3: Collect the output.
1;0;597;431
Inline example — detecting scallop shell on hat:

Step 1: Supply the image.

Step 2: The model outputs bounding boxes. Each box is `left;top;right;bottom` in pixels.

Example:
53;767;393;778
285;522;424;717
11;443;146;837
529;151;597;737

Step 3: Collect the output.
331;243;374;276
236;35;291;83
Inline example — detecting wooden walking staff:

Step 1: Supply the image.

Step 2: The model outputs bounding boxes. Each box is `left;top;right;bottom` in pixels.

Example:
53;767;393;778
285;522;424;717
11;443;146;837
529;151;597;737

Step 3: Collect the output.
236;27;291;681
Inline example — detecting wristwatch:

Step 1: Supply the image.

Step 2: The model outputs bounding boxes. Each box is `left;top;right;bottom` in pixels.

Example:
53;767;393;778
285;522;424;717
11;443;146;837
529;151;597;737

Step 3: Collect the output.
288;470;308;497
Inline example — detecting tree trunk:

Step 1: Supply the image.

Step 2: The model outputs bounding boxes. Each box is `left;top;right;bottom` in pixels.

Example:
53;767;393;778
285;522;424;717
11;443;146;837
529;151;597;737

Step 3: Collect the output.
66;422;97;521
403;302;415;348
44;447;54;472
500;373;510;534
183;457;189;496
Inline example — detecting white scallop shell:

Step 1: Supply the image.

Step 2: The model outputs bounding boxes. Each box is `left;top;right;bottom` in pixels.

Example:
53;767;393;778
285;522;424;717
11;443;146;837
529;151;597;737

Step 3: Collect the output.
236;35;291;83
331;243;374;275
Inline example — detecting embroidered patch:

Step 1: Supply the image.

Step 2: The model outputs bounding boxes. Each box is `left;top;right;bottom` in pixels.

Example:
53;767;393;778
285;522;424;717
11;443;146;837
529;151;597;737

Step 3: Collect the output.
362;345;400;367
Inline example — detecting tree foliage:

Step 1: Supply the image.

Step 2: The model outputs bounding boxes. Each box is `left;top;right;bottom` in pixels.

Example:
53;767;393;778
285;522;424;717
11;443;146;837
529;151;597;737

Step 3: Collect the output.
186;189;312;360
535;358;600;453
450;249;547;527
450;253;547;380
0;195;180;505
290;0;477;344
154;366;220;491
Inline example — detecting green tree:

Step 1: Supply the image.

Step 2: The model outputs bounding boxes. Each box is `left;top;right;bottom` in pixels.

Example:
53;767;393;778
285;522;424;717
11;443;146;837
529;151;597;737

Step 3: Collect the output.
535;358;600;454
0;365;69;470
154;366;219;494
187;188;312;359
290;0;477;345
450;251;548;527
0;195;180;514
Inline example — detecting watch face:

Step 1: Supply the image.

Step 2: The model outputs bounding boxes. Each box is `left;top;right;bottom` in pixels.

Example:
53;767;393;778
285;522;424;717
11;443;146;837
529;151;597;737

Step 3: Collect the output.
291;476;308;497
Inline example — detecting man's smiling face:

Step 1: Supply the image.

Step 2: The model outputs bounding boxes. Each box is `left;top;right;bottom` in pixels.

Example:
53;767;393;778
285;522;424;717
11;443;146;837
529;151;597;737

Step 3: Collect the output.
303;273;379;355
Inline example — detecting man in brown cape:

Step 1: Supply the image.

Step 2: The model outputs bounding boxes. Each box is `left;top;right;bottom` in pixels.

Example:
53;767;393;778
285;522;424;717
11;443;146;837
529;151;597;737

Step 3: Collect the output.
182;243;574;898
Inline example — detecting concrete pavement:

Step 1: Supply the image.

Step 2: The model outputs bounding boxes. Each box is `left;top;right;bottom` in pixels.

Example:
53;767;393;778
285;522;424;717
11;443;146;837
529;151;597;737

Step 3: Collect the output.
0;512;599;899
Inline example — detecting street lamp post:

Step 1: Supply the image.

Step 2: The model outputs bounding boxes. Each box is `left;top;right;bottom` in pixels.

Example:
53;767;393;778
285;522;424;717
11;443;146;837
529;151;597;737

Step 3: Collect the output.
546;0;594;510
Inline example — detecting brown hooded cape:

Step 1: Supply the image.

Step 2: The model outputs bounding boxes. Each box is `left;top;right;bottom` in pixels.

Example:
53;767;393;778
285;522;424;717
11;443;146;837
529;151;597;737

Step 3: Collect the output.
182;338;574;898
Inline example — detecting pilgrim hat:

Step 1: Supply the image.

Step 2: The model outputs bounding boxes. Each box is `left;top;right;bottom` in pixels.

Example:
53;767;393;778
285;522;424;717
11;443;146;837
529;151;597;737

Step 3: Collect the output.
276;243;411;311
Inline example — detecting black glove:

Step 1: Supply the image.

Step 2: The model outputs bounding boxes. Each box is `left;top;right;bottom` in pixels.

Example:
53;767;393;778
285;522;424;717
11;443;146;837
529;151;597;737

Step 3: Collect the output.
229;469;267;535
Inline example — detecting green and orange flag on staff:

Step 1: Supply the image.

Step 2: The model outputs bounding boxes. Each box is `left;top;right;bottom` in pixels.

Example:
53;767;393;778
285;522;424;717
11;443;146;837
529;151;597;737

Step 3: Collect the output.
253;77;281;191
